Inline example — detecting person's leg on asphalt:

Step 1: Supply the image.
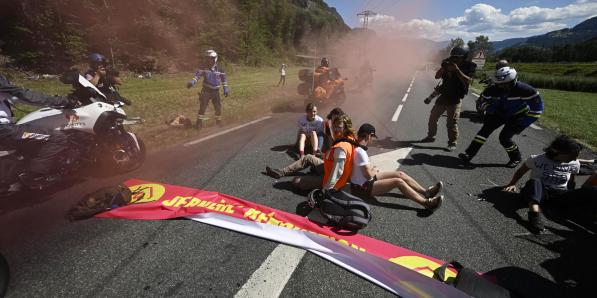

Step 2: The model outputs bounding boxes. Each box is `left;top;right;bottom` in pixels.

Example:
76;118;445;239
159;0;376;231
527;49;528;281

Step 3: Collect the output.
309;131;318;154
446;102;461;149
499;121;525;167
520;178;547;232
292;175;322;191
297;133;307;157
460;114;503;162
376;171;441;197
425;103;447;141
371;177;443;211
212;91;223;127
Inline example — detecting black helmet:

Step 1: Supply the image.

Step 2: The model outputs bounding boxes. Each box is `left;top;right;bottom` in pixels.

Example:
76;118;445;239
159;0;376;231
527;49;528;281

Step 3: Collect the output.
321;57;329;67
89;53;107;66
449;46;469;58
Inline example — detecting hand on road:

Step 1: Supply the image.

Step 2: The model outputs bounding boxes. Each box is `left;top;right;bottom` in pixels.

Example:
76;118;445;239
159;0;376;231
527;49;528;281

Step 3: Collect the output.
503;185;517;193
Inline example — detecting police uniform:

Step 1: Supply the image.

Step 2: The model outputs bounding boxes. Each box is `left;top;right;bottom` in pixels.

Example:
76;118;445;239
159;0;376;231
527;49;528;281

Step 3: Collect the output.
191;65;228;128
463;81;544;163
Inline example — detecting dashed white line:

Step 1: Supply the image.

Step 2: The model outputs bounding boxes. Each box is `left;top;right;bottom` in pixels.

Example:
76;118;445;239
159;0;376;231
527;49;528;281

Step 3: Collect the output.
391;104;404;122
184;116;272;146
401;93;408;102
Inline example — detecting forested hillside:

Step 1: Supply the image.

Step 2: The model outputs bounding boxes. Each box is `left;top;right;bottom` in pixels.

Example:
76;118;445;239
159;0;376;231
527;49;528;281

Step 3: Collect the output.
0;0;349;72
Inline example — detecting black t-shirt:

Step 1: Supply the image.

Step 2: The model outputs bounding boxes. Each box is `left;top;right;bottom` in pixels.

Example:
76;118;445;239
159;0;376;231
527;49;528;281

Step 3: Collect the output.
436;60;477;105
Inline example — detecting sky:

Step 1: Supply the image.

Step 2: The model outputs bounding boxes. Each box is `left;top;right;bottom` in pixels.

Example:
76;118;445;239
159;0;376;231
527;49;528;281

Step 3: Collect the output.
324;0;597;41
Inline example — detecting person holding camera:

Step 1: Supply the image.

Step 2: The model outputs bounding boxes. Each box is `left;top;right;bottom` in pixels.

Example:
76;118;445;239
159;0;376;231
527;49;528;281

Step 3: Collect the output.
421;46;476;151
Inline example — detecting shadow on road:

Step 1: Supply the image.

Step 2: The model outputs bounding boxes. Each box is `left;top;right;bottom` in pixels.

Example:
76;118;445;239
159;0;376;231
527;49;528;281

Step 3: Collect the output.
485;266;561;298
400;153;470;170
270;144;300;159
272;180;309;196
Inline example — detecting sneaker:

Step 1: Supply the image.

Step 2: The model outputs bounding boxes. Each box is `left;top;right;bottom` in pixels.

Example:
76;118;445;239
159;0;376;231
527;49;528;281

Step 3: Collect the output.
425;181;443;198
420;136;436;143
506;159;521;168
528;211;546;234
265;166;283;179
458;153;472;163
446;144;457;151
424;195;444;212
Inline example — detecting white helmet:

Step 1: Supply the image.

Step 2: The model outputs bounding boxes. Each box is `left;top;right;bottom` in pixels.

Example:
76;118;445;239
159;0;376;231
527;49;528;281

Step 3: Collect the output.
205;49;218;62
494;67;517;84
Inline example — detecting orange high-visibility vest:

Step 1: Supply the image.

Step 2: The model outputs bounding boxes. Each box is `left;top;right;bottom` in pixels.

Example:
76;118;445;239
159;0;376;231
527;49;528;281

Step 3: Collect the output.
322;138;355;189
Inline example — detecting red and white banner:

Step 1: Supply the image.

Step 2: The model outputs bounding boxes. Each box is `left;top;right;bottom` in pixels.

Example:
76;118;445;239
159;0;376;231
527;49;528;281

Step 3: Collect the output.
97;179;467;297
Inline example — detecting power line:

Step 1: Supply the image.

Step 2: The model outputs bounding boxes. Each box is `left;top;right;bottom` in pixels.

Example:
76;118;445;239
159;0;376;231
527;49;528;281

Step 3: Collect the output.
357;10;377;30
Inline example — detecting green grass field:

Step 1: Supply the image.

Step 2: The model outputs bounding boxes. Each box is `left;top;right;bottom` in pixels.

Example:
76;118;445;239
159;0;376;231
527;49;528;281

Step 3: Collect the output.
482;62;597;77
10;66;303;150
471;81;597;150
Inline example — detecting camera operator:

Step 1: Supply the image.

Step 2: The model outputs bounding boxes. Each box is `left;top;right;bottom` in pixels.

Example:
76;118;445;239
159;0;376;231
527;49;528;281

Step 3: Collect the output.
421;46;477;151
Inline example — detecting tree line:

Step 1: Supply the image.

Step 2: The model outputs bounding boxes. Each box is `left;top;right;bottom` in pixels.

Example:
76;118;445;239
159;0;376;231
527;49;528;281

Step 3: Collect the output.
0;0;349;73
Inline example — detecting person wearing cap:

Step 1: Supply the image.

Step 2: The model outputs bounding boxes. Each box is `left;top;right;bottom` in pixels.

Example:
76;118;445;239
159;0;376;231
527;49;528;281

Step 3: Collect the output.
351;123;444;212
277;63;287;87
421;45;477;151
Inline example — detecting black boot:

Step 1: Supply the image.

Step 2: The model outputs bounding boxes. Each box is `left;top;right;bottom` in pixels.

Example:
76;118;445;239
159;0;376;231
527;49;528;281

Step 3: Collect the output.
528;211;545;234
506;147;522;168
194;119;203;130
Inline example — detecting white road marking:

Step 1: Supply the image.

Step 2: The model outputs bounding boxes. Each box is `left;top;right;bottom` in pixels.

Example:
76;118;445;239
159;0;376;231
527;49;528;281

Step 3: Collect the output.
401;93;408;102
391;104;403;122
369;147;413;172
234;244;306;298
184;116;272;146
529;124;543;130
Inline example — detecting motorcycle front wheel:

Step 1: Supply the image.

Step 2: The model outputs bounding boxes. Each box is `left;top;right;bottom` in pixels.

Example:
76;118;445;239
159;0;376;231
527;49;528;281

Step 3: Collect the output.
106;133;146;173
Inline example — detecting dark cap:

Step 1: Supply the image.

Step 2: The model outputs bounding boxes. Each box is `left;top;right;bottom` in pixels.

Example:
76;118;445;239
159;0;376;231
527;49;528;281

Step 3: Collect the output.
358;123;377;138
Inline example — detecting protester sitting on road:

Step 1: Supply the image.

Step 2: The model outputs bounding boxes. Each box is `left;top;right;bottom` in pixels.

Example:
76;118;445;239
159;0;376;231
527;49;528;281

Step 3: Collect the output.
296;103;324;158
503;135;597;233
264;108;345;187
459;66;544;168
350;124;444;212
322;114;357;190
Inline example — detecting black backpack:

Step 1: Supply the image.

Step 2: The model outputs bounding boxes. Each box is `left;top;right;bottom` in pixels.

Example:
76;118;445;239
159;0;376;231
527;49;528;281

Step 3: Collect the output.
307;188;372;231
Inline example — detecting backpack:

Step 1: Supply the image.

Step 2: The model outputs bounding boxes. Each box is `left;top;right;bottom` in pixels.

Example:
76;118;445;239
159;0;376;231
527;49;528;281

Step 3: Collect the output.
307;188;372;231
66;184;132;221
434;261;515;298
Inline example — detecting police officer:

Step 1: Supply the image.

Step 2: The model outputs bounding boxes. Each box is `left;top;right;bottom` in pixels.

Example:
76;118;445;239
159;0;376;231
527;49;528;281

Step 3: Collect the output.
459;67;544;168
421;45;477;151
0;74;72;188
187;50;229;130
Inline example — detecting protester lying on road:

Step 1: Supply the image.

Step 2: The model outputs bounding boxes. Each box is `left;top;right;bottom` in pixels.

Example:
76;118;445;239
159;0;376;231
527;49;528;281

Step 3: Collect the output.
296;103;324;158
350;123;444;212
503;135;597;233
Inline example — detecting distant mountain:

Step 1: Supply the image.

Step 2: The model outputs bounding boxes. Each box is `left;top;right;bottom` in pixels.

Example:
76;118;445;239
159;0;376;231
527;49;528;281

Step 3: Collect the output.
491;16;597;51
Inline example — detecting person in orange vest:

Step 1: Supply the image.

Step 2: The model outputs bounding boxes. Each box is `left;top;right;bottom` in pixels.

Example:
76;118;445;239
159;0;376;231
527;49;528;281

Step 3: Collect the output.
322;113;357;190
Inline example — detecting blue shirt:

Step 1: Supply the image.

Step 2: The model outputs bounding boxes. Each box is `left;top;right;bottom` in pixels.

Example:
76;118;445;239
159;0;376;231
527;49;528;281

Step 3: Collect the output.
192;65;228;90
481;81;544;120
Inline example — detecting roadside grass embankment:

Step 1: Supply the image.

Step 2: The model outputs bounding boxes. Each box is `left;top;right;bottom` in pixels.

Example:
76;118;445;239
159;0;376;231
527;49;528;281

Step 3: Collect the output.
11;66;303;150
471;81;597;150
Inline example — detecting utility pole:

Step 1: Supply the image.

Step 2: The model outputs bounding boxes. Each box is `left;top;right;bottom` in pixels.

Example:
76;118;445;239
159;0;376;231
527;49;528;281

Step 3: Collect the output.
357;10;376;30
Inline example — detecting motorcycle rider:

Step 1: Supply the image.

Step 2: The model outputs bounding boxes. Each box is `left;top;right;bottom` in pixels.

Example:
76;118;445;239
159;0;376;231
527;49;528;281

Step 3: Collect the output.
84;53;124;102
459;66;544;168
0;74;72;189
187;49;229;130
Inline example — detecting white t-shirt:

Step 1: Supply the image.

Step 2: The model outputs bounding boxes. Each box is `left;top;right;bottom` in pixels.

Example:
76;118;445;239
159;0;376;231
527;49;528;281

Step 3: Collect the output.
297;115;324;134
525;153;581;190
350;147;370;186
280;68;286;76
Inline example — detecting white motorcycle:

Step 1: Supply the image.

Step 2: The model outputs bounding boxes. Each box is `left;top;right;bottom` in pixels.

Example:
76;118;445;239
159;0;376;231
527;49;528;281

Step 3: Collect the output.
0;73;145;194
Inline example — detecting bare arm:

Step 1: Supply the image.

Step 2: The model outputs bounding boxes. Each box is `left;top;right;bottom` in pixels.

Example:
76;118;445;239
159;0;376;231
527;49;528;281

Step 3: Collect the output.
435;67;444;79
360;164;377;181
503;164;530;192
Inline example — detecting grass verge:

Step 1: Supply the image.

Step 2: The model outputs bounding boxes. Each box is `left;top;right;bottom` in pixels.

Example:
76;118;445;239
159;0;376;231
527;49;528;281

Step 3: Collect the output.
10;66;304;150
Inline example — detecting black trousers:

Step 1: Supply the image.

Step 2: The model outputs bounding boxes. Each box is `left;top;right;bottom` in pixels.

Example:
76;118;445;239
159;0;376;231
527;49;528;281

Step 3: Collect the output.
197;88;222;120
0;123;67;174
464;114;526;161
521;178;597;219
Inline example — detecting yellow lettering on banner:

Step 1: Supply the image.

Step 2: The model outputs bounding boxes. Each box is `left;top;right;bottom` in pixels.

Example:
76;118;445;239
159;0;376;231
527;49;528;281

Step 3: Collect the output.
207;202;217;210
280;222;295;229
224;205;235;214
267;216;281;226
162;196;180;207
338;239;350;247
173;197;189;207
214;203;225;212
388;256;456;280
185;198;202;208
256;213;269;223
198;200;211;208
351;244;366;252
244;208;261;220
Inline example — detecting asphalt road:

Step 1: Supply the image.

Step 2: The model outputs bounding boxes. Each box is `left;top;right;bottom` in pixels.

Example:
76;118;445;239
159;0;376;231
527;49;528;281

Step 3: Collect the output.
1;69;595;297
